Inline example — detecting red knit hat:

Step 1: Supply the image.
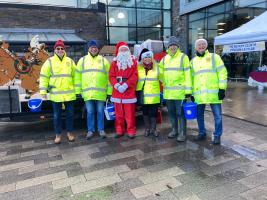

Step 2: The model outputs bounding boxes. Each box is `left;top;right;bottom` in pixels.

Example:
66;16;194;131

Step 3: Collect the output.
54;40;65;49
115;41;129;56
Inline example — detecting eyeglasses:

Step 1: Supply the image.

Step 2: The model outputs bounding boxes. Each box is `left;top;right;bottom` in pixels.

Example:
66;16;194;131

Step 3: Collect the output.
56;47;64;51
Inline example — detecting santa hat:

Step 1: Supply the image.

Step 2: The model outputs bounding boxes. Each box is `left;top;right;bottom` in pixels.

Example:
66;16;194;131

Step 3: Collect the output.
115;41;129;56
54;40;65;49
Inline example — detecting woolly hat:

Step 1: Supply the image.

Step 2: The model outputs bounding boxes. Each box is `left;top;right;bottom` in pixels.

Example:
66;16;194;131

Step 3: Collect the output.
115;41;129;56
167;36;180;48
139;48;153;62
54;40;65;49
195;38;208;49
87;39;100;49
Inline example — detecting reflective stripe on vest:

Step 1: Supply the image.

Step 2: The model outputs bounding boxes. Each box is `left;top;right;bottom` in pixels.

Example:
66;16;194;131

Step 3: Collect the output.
82;69;106;73
40;74;49;78
193;89;218;95
163;53;185;72
82;56;106;73
192;53;216;76
82;87;106;92
39;87;47;91
51;74;72;78
138;78;158;82
144;93;160;97
50;90;75;95
165;86;185;90
48;58;73;78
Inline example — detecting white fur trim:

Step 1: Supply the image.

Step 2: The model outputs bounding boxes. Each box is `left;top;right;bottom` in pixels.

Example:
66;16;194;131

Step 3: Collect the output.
118;45;129;52
141;51;153;60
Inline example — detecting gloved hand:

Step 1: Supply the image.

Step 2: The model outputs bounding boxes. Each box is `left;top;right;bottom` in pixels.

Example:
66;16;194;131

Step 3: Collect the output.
183;94;191;103
114;83;121;91
218;89;225;100
185;94;191;98
191;96;195;103
118;83;128;94
106;95;111;103
76;94;82;99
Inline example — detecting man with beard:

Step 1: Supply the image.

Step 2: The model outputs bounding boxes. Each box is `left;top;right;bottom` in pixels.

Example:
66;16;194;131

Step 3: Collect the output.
109;42;138;139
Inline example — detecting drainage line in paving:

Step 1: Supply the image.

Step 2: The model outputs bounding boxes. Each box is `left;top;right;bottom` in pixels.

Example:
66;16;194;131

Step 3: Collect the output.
206;110;267;128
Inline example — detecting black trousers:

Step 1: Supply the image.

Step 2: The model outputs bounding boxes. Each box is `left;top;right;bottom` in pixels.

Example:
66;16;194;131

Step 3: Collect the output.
142;104;159;118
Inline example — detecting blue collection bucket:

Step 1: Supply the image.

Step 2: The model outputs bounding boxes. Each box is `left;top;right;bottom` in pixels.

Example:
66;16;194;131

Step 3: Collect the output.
104;100;115;120
28;98;42;112
183;102;197;120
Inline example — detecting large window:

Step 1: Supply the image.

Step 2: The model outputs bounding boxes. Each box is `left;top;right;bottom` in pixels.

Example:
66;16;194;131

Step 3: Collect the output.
188;0;267;78
106;0;171;45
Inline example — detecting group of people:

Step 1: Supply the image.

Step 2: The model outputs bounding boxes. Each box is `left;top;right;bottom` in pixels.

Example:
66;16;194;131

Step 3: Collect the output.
39;36;227;145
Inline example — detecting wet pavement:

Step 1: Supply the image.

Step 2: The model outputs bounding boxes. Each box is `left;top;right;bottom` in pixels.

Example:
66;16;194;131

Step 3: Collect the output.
0;82;267;200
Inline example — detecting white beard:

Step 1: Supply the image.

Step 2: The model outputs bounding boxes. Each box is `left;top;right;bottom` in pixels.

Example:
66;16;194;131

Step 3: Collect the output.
116;51;133;71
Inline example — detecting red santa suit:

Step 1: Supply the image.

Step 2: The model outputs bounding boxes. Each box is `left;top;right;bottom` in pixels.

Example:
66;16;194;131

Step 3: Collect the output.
109;42;138;137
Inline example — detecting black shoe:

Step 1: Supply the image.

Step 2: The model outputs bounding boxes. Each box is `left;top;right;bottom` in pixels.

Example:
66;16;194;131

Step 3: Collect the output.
144;129;150;137
127;135;135;139
150;129;159;137
167;130;178;138
212;137;221;145
114;134;123;138
193;134;206;141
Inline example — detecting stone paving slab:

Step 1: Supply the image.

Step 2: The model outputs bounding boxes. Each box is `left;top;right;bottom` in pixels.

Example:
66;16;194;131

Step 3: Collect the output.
71;174;122;194
16;171;68;190
0;82;266;199
130;177;182;199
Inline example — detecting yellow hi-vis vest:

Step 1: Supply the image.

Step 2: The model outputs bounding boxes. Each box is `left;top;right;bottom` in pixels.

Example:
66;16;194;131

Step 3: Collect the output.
191;50;228;104
159;49;192;100
75;53;111;101
39;54;76;102
136;63;161;104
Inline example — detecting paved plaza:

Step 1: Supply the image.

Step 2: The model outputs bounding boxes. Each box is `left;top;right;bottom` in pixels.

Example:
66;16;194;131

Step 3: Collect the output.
0;83;267;200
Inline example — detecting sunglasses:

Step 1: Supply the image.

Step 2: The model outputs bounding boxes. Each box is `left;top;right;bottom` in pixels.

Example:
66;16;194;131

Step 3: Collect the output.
56;47;65;51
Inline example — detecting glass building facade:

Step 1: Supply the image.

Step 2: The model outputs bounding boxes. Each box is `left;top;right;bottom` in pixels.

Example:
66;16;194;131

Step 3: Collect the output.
106;0;172;45
187;0;267;78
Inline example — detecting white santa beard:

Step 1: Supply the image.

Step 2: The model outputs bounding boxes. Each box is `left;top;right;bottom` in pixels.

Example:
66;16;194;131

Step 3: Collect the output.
117;51;133;70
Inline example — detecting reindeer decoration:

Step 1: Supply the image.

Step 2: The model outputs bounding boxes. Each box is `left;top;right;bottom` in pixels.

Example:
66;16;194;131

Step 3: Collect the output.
0;35;50;96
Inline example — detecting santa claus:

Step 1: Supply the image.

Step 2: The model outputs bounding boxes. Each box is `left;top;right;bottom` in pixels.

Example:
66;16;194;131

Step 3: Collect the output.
109;41;138;139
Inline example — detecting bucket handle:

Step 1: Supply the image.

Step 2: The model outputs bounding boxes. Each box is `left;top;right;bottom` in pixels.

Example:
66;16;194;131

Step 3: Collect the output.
28;99;42;109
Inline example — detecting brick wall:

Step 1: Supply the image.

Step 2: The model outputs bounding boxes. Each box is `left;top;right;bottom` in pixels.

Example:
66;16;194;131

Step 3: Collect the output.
0;3;106;43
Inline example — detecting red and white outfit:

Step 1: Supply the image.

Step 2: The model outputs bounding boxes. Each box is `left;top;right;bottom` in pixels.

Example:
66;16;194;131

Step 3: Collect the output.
109;42;138;136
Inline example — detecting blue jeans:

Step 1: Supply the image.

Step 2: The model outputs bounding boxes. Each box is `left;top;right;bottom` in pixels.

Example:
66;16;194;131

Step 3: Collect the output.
85;100;105;132
166;100;186;133
197;104;222;137
52;101;74;135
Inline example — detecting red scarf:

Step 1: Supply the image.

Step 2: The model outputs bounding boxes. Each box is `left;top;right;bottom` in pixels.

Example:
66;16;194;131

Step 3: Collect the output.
143;62;153;75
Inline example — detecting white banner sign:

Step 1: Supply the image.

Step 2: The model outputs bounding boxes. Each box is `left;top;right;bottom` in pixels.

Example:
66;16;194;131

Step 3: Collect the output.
223;41;265;53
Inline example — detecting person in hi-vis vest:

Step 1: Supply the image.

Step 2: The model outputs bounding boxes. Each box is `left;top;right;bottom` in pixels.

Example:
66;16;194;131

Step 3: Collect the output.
159;36;192;142
75;40;111;140
39;40;76;144
191;39;227;145
136;48;161;137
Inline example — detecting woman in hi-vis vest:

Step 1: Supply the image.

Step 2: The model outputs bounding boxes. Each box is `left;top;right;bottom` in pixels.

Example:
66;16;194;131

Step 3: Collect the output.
136;48;161;137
